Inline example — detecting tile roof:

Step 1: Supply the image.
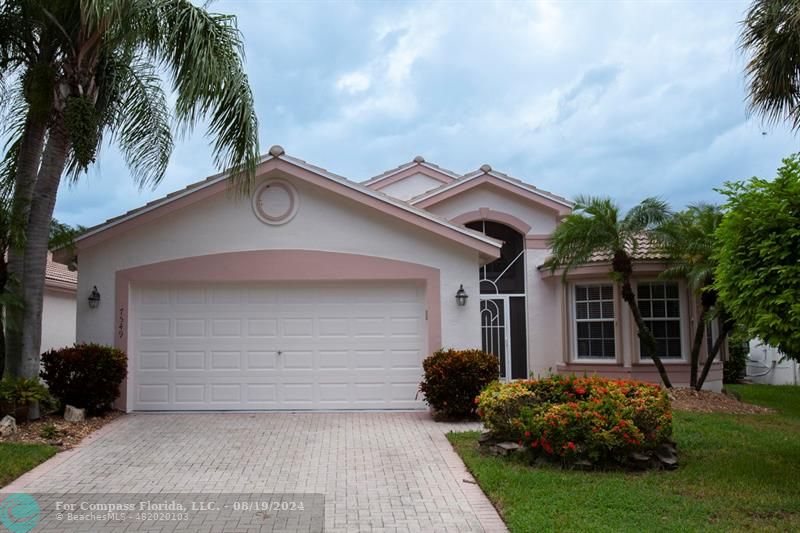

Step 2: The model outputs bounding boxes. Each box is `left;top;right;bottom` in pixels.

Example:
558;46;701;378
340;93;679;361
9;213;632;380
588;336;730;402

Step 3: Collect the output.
46;257;77;286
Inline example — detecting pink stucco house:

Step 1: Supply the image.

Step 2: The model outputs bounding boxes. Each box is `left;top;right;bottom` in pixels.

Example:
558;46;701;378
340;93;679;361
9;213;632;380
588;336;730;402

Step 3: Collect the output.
73;147;723;412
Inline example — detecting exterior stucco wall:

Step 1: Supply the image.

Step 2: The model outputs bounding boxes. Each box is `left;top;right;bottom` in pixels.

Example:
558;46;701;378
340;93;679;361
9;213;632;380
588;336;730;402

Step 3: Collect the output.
423;185;561;235
76;172;482;354
41;288;76;353
378;173;445;201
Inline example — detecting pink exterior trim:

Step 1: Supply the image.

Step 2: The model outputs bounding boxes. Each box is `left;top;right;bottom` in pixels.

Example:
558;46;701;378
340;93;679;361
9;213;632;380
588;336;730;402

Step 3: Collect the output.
540;261;670;280
366;164;456;191
556;362;723;386
412;174;572;216
450;208;532;235
78;158;500;260
114;250;442;411
525;234;550;249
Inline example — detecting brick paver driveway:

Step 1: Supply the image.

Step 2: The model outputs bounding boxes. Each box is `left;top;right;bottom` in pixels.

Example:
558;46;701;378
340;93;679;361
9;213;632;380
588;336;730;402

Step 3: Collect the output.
4;412;507;532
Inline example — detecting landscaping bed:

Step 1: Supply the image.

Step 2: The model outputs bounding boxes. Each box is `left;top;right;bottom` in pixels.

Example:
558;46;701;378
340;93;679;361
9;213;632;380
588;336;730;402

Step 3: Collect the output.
668;387;774;415
0;410;123;449
449;383;800;532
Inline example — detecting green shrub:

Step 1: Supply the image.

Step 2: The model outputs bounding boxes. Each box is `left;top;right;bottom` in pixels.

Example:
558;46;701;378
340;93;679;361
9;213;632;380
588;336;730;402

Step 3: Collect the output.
724;330;750;384
477;375;673;465
40;343;127;415
39;423;59;440
0;377;52;412
419;348;499;418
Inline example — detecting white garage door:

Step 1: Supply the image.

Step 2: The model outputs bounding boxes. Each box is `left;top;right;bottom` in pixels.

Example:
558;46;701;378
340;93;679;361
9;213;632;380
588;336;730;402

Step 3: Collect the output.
131;282;427;411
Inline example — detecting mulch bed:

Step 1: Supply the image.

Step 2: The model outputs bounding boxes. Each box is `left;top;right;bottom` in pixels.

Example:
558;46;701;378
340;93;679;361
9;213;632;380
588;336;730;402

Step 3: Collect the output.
668;388;774;415
0;410;124;449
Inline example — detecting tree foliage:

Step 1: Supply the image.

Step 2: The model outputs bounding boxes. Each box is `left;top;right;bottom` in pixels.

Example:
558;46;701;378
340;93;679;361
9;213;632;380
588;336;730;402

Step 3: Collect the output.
740;0;800;130
547;196;675;388
715;154;800;361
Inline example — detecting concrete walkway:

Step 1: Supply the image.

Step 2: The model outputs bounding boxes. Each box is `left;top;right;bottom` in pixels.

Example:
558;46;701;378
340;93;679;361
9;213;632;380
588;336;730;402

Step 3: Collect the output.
3;412;508;532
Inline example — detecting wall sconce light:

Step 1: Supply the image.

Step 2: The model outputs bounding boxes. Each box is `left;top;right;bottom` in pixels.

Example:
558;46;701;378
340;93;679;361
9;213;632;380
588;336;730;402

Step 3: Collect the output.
455;284;468;306
88;286;101;309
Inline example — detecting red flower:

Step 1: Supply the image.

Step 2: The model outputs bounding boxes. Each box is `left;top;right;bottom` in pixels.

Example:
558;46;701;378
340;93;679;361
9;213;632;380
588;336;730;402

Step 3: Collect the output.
575;387;586;395
524;431;531;438
567;441;576;450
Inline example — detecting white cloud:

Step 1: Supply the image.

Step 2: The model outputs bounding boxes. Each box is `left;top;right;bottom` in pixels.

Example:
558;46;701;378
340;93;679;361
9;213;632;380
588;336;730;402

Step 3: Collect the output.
335;71;371;94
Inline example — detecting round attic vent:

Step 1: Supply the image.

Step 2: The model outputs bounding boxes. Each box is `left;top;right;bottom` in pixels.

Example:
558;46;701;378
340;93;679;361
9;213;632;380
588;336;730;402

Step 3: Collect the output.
252;179;298;225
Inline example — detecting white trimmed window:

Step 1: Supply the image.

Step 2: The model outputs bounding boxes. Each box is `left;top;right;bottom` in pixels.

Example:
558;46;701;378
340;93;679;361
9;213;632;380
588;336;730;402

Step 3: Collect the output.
573;284;616;360
638;281;683;359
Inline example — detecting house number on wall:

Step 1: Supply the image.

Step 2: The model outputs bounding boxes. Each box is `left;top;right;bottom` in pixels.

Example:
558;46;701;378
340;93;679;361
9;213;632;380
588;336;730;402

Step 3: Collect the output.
118;307;125;339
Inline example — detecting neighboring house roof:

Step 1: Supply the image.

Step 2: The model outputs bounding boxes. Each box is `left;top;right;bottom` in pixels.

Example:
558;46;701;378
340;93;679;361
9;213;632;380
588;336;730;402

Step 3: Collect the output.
45;252;77;292
76;147;503;261
410;164;574;216
362;156;461;190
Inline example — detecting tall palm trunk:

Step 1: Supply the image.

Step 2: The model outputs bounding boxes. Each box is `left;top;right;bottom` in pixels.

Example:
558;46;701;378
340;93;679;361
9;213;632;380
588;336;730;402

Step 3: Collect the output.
613;250;673;388
16;116;69;420
4;116;47;379
689;306;710;388
696;316;733;391
620;278;673;388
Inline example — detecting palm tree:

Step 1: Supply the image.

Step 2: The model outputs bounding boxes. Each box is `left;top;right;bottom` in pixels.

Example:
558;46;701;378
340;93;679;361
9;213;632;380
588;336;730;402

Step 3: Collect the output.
657;204;732;390
740;0;800;130
546;196;674;388
0;1;260;406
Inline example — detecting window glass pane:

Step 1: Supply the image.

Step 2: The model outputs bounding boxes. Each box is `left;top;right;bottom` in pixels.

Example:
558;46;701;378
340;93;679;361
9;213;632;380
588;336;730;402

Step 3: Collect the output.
653;284;665;298
638;284;650;299
666;283;679;299
666;300;680;318
574;284;615;359
638;282;682;359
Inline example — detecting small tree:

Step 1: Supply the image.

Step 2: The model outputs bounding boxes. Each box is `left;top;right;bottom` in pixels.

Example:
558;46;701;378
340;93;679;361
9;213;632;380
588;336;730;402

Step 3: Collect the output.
715;154;800;361
546;196;674;388
657;204;732;389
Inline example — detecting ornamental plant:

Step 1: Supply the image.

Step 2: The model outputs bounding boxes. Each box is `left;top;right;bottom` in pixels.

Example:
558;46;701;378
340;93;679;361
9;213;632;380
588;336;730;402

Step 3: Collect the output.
476;375;672;466
40;344;127;415
419;349;499;419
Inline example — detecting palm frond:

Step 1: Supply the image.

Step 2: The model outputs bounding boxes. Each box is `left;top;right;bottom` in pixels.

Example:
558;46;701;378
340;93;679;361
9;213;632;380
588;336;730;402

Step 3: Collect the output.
107;55;174;188
740;0;800;130
157;0;259;193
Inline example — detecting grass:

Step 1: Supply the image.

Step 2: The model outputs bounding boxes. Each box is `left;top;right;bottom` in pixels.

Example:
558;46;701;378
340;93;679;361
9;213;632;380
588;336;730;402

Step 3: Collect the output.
448;384;800;532
0;443;57;487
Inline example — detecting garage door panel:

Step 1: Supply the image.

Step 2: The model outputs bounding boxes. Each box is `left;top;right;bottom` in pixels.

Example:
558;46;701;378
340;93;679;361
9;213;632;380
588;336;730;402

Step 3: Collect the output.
132;282;427;410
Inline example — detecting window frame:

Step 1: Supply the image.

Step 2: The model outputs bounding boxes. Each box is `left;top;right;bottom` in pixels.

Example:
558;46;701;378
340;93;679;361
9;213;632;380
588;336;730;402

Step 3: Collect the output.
634;280;688;364
570;281;619;364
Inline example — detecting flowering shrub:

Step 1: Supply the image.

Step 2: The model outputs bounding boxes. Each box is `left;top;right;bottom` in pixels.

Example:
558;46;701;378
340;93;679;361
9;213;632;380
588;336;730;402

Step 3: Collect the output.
419;349;499;418
476;375;672;465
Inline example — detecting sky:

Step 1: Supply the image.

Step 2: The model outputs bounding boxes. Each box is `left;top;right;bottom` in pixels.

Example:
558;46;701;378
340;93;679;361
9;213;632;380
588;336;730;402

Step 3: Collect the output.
53;0;798;228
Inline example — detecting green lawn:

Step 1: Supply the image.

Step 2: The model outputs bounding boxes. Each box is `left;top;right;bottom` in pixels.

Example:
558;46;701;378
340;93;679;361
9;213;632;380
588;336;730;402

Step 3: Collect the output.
448;384;800;532
0;443;57;487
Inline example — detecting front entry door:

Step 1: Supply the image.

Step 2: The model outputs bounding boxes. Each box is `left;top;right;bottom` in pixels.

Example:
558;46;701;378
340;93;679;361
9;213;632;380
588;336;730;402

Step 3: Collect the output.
466;220;528;381
480;297;511;379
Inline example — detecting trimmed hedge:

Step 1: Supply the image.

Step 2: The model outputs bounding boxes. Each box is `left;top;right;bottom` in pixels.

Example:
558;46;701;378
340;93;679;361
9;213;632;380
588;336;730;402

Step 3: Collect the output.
40;343;127;414
419;349;499;418
477;375;672;465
